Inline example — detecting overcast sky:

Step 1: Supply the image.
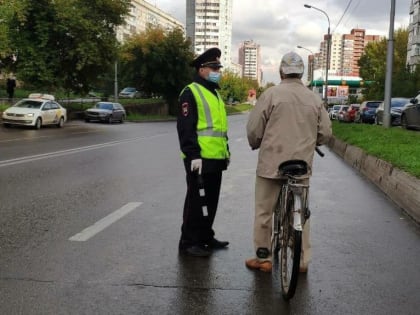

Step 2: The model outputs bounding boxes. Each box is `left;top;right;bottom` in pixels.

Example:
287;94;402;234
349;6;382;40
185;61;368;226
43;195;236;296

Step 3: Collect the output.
146;0;411;84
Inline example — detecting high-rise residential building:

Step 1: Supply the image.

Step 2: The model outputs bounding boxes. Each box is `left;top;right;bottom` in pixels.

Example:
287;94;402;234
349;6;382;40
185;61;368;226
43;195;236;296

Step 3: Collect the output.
407;0;420;69
116;0;184;43
316;28;380;77
238;40;262;85
186;0;233;68
341;29;380;76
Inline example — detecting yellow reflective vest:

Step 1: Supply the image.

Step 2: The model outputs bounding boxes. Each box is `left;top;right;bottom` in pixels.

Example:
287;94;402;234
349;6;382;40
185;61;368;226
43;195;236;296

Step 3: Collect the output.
187;82;230;160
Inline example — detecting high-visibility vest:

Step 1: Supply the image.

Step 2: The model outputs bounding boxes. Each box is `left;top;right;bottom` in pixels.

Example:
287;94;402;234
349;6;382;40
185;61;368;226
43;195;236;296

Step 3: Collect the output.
184;82;229;160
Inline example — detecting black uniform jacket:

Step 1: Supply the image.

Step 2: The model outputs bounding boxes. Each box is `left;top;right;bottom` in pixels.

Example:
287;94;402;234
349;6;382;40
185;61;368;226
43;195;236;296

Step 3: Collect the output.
176;75;229;173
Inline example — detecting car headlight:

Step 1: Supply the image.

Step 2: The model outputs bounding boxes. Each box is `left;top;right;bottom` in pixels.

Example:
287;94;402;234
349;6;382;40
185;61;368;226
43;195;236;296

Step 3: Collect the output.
27;113;34;117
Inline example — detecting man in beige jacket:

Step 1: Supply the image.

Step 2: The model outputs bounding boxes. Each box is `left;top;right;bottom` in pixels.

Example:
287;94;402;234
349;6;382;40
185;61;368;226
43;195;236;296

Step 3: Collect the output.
245;51;332;273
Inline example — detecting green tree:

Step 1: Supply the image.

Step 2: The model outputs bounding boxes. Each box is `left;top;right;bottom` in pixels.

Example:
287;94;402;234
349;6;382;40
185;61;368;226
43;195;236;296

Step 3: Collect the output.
120;27;195;115
359;27;418;99
5;0;130;93
218;70;259;103
0;0;26;73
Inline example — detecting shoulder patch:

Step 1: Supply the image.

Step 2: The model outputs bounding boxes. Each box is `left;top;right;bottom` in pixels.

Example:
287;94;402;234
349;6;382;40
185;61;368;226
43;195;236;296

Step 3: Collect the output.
182;102;189;116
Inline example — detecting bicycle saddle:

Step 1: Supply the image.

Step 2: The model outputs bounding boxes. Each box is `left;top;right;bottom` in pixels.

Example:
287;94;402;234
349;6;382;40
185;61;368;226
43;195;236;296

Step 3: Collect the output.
278;160;308;176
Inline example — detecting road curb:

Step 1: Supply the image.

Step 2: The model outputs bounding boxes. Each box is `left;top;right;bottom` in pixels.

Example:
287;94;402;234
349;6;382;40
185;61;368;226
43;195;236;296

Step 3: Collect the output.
328;137;420;224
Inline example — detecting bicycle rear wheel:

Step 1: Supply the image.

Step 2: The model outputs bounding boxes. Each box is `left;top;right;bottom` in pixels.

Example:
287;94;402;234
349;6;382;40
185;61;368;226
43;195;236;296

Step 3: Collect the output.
280;191;302;300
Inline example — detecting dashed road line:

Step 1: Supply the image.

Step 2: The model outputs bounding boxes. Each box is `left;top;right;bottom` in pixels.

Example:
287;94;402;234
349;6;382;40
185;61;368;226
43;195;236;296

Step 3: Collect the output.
69;202;143;242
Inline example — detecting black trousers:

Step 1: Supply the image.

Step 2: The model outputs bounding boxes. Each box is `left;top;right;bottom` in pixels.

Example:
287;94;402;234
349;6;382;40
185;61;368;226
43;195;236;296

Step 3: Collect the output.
181;170;222;245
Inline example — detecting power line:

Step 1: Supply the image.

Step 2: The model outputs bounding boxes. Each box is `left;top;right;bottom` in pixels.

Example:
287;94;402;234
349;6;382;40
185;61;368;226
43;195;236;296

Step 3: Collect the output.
333;0;356;33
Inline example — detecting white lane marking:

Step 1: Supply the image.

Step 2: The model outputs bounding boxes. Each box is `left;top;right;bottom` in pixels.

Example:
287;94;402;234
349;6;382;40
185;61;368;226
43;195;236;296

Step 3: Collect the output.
69;202;142;242
0;133;168;168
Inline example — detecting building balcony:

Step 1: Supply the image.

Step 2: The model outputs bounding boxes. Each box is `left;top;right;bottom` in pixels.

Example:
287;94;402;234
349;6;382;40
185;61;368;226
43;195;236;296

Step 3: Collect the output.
410;34;420;45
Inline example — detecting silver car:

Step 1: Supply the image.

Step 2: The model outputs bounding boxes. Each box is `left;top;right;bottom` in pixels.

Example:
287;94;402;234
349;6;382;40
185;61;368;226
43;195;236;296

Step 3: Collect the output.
401;95;420;130
85;102;126;123
119;87;141;98
375;98;410;126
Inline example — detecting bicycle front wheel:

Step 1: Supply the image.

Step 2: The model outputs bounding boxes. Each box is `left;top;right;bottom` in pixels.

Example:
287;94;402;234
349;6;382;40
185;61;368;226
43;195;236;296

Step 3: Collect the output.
280;191;302;300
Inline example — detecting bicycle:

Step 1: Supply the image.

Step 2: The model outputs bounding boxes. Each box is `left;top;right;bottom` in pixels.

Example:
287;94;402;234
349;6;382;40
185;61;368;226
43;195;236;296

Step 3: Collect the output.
271;147;324;300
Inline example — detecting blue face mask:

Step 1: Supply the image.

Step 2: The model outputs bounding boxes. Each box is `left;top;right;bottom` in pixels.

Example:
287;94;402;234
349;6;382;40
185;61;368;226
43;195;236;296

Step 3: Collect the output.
207;71;221;84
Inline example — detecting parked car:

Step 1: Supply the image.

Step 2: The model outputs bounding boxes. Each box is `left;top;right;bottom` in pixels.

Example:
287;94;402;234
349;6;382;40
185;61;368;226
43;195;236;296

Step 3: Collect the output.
401;94;420;130
2;93;67;129
119;87;141;98
341;104;360;122
355;100;382;123
329;104;342;120
336;105;349;122
375;97;410;126
85;102;126;123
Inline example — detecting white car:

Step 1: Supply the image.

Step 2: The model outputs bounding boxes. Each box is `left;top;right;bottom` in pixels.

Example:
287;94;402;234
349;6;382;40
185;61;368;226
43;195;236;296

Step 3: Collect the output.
2;93;67;129
329;104;342;120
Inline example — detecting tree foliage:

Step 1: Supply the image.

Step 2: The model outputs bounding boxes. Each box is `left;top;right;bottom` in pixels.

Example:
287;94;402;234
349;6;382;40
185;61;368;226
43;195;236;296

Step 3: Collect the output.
1;0;130;94
0;0;26;67
120;27;195;115
358;27;420;99
218;70;259;103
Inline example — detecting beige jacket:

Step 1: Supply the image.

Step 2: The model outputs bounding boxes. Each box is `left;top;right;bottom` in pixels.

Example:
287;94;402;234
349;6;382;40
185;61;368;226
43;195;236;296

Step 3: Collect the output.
247;78;332;179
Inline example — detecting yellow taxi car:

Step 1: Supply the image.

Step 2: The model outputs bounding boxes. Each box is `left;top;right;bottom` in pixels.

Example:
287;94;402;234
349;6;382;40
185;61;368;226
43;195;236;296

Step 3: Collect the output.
2;93;67;129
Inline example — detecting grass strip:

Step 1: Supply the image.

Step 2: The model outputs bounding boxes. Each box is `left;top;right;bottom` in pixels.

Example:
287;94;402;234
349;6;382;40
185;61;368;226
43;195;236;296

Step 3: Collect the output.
332;121;420;178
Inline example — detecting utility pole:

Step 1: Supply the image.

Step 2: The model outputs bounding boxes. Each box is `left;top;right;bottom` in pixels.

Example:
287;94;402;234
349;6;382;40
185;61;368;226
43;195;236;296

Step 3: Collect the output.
114;61;118;102
383;0;395;128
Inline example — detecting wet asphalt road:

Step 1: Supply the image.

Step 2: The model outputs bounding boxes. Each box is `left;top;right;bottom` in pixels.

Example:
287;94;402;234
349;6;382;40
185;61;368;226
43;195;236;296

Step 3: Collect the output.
0;115;419;315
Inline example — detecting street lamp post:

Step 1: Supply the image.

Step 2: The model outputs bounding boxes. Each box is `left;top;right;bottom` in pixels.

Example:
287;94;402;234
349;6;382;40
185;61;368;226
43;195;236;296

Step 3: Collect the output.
304;4;331;108
297;45;315;89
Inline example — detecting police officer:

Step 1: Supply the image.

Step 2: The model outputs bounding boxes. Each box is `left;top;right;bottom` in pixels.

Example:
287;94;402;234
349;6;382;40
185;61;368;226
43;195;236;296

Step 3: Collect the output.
176;47;230;257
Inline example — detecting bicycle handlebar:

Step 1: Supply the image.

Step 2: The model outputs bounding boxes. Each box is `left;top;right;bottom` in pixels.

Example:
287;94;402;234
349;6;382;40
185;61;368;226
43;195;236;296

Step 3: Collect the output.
315;146;325;157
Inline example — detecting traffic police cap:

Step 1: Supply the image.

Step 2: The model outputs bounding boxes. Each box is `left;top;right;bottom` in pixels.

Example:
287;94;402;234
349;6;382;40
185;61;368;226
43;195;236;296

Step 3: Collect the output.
190;47;223;70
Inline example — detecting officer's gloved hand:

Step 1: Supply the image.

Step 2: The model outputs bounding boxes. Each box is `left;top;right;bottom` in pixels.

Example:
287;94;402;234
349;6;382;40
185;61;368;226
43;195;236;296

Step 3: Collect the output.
191;159;202;175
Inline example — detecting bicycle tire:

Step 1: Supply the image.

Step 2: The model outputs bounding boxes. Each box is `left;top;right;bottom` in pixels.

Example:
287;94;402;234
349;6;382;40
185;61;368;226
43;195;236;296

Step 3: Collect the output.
280;191;302;300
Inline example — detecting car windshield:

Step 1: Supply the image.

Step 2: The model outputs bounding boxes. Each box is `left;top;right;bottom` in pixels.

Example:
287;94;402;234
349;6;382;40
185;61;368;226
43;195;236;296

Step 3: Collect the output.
15;100;42;109
122;88;135;93
366;102;381;108
95;103;113;110
391;99;409;107
333;105;341;110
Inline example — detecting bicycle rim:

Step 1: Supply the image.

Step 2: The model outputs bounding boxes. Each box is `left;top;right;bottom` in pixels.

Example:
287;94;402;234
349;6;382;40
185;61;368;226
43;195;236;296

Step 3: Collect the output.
280;192;302;300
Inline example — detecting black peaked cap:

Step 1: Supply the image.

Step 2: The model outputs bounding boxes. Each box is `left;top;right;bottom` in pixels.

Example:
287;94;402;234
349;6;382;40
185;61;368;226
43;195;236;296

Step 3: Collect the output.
190;47;223;70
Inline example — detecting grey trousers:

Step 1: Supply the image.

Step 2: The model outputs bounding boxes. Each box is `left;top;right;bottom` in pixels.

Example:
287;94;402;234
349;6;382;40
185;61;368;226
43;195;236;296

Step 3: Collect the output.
253;175;311;267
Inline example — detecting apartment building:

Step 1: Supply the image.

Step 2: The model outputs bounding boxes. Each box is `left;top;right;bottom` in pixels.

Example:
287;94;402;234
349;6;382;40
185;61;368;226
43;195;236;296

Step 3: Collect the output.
341;29;380;77
116;0;184;43
315;28;380;78
407;0;420;68
238;40;262;85
308;28;380;103
186;0;233;68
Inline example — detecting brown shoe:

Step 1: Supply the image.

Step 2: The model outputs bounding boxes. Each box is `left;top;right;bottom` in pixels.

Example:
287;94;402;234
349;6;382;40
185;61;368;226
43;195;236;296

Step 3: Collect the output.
245;258;272;273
